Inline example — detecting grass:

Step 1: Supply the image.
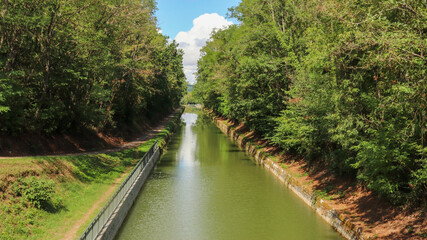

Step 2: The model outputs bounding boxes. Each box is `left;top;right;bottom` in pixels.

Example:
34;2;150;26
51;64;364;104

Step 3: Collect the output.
279;163;289;169
0;111;182;240
314;189;332;201
33;179;118;239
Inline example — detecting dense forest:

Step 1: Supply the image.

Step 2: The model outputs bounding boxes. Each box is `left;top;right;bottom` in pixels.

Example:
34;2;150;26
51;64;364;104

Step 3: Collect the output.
194;0;426;205
0;0;186;134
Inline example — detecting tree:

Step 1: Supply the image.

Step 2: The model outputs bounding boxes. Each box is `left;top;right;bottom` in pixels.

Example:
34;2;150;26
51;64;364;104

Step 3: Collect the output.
194;0;426;205
0;0;186;134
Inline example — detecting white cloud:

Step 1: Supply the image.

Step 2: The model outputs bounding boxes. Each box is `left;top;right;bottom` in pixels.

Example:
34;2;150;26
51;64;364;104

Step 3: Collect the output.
174;13;233;84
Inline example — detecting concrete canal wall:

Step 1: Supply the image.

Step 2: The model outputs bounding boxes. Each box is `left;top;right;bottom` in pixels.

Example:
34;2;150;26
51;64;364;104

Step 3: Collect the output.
209;112;370;240
89;109;183;240
96;149;161;240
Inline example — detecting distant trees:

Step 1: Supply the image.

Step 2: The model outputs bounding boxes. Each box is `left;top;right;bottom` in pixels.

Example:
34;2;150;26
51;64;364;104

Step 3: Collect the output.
194;0;426;205
0;0;186;134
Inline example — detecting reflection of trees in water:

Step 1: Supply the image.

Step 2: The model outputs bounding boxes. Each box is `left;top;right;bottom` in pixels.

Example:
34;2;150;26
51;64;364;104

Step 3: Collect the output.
183;106;211;130
150;171;174;180
177;119;185;128
194;113;211;130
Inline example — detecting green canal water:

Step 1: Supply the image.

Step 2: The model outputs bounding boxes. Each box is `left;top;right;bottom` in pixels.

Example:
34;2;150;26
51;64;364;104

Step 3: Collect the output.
115;109;343;240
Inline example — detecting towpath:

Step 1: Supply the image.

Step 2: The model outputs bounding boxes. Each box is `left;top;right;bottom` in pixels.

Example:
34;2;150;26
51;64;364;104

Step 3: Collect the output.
0;108;181;159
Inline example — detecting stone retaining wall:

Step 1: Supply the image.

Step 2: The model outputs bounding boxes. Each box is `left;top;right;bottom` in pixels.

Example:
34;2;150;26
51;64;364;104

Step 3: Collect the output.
210;113;369;240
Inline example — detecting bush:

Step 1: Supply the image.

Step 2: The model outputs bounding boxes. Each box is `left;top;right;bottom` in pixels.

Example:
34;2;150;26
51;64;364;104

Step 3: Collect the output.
12;177;55;209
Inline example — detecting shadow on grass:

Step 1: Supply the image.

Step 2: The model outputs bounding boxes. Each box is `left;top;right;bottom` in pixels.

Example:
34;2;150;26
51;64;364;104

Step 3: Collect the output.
43;199;68;214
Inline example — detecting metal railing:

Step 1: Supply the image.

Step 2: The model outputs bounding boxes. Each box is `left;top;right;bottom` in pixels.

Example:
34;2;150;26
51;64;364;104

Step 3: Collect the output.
79;140;159;240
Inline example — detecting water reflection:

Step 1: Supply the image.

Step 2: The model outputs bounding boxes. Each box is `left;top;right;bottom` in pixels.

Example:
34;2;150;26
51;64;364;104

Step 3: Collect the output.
115;108;343;240
178;113;199;167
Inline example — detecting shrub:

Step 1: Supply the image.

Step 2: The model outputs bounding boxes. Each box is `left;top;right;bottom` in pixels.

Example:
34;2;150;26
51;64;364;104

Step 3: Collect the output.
12;177;55;209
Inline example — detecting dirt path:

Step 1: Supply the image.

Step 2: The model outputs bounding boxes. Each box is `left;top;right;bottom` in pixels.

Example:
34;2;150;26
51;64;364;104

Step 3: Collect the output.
0;108;181;239
59;108;181;239
63;170;129;240
0;108;181;159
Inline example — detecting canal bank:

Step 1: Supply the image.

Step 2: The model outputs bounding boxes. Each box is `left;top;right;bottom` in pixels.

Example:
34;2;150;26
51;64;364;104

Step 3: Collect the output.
206;110;369;240
79;108;184;240
115;108;342;240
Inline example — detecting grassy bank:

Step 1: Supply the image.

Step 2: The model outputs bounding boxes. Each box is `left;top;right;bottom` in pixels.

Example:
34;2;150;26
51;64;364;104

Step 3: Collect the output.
0;110;182;240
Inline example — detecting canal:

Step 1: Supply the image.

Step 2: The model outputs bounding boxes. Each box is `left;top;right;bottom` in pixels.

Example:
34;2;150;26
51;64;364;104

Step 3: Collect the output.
115;109;343;240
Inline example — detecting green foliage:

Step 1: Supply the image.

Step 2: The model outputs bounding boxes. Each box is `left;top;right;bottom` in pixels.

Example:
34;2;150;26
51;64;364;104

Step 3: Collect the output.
0;0;186;134
11;177;55;209
194;0;426;205
181;91;199;105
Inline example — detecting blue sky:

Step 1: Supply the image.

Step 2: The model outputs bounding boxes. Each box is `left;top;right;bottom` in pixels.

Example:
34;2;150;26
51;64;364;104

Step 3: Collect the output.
155;0;241;83
156;0;241;39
